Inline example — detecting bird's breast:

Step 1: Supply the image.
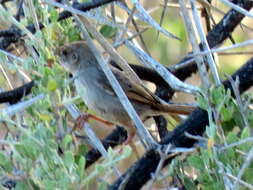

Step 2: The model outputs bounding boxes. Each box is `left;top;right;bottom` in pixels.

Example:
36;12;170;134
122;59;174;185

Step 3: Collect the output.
74;76;126;124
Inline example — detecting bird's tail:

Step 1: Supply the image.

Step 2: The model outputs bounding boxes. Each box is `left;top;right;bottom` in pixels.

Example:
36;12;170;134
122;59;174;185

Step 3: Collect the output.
156;103;196;115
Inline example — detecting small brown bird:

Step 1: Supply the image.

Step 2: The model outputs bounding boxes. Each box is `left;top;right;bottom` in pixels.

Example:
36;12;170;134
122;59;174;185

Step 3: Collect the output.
57;41;194;145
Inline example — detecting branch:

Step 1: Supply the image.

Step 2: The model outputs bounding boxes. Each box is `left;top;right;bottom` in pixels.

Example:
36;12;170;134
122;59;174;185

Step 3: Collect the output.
85;126;127;168
0;80;34;104
173;0;253;76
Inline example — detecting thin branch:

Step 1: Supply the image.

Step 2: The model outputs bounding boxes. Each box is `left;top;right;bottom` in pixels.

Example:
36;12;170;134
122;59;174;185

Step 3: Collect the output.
234;146;253;189
219;137;253;151
65;103;121;177
191;0;221;86
117;0;179;40
156;0;169;40
0;93;45;117
125;41;200;95
179;0;210;90
226;75;249;128
224;172;253;190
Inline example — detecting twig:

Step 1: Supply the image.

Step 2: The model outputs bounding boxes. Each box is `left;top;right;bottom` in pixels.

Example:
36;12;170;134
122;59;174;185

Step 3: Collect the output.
234;146;253;189
0;49;25;62
113;5;136;47
224;172;253;190
172;1;253;72
65;103;121;177
146;144;173;190
0;62;13;89
113;27;149;48
214;156;234;190
219;137;253;151
179;0;210;90
226;75;249;128
0;93;44;118
125;41;200;95
187;39;253;58
156;0;169;40
191;0;221;86
218;51;253;55
27;0;40;32
219;0;253;19
117;0;179;40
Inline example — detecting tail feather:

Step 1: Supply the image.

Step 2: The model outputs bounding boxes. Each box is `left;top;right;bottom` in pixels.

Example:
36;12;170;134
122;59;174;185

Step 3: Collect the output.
156;104;196;115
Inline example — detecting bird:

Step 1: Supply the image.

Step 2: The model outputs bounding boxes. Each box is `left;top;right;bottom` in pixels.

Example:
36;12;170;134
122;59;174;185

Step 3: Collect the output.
56;41;194;146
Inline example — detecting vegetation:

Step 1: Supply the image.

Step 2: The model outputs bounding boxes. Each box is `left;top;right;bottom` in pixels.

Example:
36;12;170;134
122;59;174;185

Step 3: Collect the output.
0;0;253;189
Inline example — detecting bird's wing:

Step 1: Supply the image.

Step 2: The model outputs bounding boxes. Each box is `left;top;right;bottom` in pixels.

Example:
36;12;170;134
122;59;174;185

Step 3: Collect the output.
96;66;196;115
96;66;160;105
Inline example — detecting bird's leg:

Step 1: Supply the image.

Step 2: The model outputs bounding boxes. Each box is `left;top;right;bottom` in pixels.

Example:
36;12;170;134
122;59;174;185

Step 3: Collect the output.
123;127;136;146
119;126;140;158
87;114;114;126
72;113;114;133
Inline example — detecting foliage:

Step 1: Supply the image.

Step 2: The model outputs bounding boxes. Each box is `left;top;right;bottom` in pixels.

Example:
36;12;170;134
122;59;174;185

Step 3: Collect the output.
175;86;253;190
0;2;130;189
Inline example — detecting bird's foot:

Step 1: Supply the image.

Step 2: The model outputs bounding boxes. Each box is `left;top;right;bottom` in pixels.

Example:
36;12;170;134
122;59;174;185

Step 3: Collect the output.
118;132;140;159
72;113;114;133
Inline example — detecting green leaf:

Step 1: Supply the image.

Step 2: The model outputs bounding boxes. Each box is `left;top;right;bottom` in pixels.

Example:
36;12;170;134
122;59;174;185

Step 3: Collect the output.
63;151;74;169
50;9;59;23
47;79;58;92
239;127;251;151
15;144;28;156
211;86;226;106
206;123;216;138
38;113;52;122
197;94;208;110
187;155;205;170
58;174;70;188
61;134;72;149
98;181;108;190
182;176;197;190
0;152;12;172
77;144;88;155
43;180;57;190
226;132;238;144
100;25;117;38
241;127;250;139
77;156;85;180
15;182;30;190
96;164;105;173
15;141;39;161
220;106;233;121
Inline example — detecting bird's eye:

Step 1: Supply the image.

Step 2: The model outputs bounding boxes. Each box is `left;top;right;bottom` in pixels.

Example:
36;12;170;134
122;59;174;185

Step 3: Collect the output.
62;50;68;56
